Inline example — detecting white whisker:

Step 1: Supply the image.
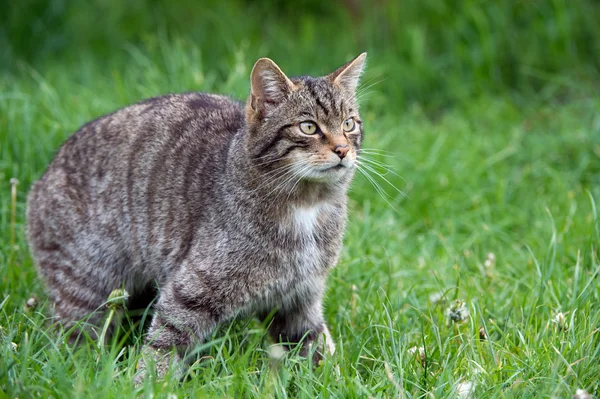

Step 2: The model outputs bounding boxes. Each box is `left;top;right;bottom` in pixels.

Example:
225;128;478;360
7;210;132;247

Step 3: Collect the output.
247;163;298;193
357;156;405;181
285;164;315;201
267;163;311;198
356;75;386;97
359;148;396;158
355;166;398;212
357;162;409;199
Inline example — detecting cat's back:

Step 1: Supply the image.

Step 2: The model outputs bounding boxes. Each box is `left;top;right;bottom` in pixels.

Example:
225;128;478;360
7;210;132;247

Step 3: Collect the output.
27;92;245;280
56;92;243;166
32;92;244;190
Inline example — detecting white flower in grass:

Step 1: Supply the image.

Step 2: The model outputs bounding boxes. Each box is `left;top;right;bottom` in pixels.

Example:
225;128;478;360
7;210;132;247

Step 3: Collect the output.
484;252;496;269
456;379;476;399
408;346;426;366
11;342;18;351
24;296;38;311
429;291;445;305
551;310;568;331
573;389;592;399
446;300;470;325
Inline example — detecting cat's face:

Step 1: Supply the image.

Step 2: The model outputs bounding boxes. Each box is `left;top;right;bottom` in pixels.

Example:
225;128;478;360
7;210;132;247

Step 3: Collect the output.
245;54;366;186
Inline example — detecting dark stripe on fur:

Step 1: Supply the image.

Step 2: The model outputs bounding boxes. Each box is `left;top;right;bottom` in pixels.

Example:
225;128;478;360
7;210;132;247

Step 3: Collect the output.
146;117;194;248
278;143;310;159
172;283;222;320
254;123;294;159
305;81;330;116
149;316;193;349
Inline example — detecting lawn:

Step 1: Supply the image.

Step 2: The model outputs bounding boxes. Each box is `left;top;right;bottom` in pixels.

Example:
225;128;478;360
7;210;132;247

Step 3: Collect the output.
1;1;599;398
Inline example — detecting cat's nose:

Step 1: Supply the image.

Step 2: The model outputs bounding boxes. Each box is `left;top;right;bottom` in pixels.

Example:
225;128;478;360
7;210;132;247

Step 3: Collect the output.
333;145;350;159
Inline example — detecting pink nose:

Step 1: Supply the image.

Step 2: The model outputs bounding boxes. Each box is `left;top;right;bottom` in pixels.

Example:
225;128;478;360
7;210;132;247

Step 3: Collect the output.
334;145;349;159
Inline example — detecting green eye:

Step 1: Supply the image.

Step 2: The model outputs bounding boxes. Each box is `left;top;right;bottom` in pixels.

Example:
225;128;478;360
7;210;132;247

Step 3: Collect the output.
299;121;318;135
343;118;355;132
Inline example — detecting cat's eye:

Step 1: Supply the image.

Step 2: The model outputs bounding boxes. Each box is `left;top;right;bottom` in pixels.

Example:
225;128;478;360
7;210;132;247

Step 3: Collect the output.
343;118;356;132
299;121;318;135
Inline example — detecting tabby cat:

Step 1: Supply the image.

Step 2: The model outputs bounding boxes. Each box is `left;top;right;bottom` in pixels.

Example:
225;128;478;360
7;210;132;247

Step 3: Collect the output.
27;53;367;380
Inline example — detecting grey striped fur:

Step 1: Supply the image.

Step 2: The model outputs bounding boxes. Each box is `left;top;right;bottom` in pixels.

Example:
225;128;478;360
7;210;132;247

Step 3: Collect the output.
26;53;367;381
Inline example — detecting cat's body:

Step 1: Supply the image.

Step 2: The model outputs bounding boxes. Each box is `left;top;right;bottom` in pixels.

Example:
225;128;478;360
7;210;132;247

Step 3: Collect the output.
27;54;366;380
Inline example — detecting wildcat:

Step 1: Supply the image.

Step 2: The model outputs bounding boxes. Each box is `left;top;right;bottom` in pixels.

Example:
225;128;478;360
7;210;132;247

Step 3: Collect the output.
26;53;366;380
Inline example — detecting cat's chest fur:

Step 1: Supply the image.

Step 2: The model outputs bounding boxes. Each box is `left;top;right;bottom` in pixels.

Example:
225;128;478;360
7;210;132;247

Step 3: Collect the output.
279;204;340;291
288;204;327;270
231;201;342;312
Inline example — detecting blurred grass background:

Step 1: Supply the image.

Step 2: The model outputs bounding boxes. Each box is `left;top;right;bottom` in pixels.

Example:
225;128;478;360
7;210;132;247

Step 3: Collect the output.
3;0;600;106
1;0;600;397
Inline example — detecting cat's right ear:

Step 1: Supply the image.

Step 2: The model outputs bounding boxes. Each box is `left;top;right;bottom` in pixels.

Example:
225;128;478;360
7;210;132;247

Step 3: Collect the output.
248;58;296;118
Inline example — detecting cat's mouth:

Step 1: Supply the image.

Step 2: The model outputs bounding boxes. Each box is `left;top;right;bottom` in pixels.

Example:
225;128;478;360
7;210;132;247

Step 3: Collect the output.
318;163;348;173
295;159;354;183
314;162;353;177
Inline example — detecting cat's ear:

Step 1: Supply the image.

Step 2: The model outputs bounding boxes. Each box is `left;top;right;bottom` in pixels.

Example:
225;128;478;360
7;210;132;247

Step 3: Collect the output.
249;58;296;114
328;52;367;94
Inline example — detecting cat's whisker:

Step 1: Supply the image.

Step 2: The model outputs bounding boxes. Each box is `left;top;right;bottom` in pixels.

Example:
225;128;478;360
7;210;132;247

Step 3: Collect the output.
357;156;405;181
356;172;395;211
360;147;394;154
355;74;385;97
359;147;393;154
359;149;396;159
356;161;409;199
285;164;315;201
265;164;310;198
355;77;386;101
248;162;294;184
357;156;392;169
271;172;302;198
358;162;399;179
249;164;299;194
355;166;398;212
279;164;314;197
245;161;303;194
357;168;393;202
248;169;291;190
357;73;385;89
356;86;379;98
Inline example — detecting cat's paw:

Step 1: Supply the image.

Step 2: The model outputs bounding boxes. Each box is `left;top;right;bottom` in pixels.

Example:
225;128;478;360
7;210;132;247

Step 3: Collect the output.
309;329;336;367
134;347;183;386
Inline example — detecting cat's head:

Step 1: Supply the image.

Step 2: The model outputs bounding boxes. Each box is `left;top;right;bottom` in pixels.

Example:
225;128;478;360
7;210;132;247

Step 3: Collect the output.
244;53;366;186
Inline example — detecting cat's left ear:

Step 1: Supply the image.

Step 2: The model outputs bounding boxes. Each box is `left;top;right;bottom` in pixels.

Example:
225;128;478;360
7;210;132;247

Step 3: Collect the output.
328;52;367;94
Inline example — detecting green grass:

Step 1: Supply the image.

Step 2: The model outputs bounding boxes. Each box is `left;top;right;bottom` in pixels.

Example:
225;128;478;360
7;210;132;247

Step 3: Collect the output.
1;1;600;397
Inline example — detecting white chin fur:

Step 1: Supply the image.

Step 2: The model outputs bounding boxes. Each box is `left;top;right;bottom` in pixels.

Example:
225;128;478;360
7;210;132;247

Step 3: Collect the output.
304;165;351;183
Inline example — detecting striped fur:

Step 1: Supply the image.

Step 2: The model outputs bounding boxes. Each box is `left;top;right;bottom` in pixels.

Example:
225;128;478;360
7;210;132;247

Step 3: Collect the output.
26;53;366;380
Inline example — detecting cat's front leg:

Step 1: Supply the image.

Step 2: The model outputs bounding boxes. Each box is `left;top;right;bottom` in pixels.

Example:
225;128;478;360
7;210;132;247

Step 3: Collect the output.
134;277;224;384
267;296;335;366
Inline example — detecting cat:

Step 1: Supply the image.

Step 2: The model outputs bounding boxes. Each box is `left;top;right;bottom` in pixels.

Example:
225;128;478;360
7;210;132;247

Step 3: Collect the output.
26;53;367;381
